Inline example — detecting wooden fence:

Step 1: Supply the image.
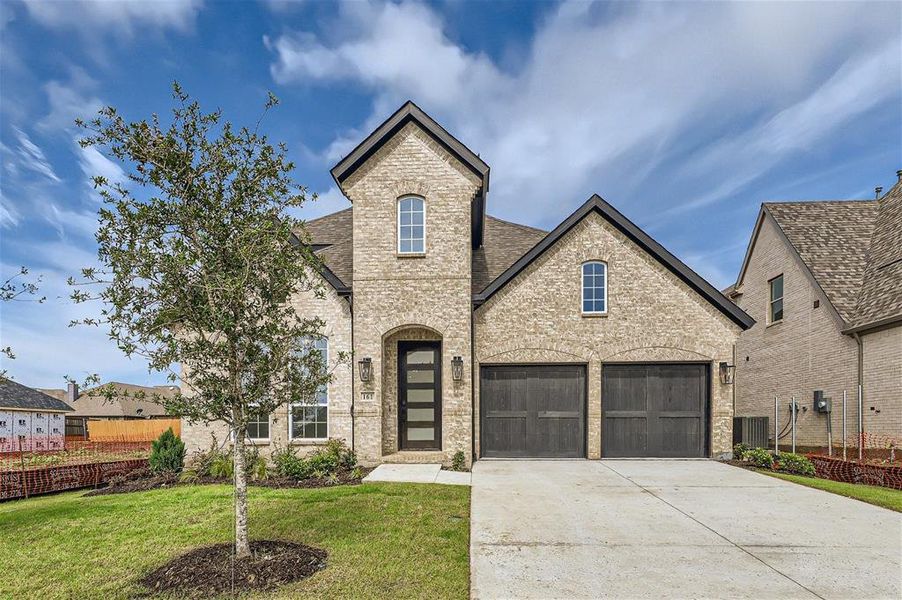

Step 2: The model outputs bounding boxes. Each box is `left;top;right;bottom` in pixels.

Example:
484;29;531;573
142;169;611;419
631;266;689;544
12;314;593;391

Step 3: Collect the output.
87;418;181;441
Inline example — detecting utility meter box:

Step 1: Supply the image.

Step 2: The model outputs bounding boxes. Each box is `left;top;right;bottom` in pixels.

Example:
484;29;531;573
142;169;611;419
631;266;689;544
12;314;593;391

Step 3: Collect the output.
813;390;832;413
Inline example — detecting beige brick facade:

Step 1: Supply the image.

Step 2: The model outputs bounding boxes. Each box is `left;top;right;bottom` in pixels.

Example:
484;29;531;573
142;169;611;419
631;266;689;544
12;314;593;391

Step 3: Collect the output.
861;326;902;442
733;213;900;448
475;213;741;458
182;115;748;465
344;123;477;466
181;280;354;459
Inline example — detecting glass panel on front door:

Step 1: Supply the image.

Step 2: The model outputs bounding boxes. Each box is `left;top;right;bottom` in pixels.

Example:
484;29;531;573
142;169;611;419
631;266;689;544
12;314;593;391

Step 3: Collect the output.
398;341;441;450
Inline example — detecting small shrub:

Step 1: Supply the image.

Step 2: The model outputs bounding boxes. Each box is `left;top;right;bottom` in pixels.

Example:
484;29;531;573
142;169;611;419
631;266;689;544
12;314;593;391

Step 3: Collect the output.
746;447;774;469
272;439;357;481
149;428;186;475
732;443;750;461
775;452;815;476
451;450;467;472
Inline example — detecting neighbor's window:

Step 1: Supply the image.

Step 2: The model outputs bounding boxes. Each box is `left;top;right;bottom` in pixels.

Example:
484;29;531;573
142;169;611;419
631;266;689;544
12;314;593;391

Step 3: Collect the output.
769;274;784;323
398;196;425;254
290;337;328;440
246;408;270;440
582;261;607;314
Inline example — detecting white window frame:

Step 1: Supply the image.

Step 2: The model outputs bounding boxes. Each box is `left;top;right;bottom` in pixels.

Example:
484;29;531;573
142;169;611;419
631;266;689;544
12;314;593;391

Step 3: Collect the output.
768;274;784;324
581;261;608;315
289;336;329;441
246;406;270;442
397;195;426;254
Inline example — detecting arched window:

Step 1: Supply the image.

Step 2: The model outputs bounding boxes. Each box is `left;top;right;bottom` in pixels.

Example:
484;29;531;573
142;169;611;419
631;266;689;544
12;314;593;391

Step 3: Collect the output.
582;261;607;314
398;196;425;254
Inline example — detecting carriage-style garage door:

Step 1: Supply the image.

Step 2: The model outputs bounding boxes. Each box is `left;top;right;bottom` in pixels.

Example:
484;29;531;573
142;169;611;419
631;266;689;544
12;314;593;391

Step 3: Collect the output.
480;365;586;458
603;363;708;458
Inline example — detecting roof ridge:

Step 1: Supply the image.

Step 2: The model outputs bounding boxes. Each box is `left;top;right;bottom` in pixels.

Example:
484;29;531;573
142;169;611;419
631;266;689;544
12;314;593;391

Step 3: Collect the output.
763;199;877;206
304;207;352;225
485;214;548;234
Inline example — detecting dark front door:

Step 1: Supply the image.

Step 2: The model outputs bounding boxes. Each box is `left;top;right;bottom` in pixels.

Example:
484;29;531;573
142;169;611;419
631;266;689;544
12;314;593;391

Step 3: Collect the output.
480;365;586;458
398;341;441;450
602;363;708;458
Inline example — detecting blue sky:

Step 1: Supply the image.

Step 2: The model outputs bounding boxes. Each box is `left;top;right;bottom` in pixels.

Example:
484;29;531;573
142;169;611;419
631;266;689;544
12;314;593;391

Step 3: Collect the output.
1;0;900;388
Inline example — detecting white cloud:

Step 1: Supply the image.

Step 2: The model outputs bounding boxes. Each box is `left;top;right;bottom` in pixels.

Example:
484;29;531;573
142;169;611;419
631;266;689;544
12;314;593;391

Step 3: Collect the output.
38;77;104;133
266;1;901;229
12;127;60;183
21;0;203;37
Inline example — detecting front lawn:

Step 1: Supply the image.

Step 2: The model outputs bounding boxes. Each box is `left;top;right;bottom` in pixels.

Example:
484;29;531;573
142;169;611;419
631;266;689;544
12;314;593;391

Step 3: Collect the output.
760;470;902;512
0;483;470;599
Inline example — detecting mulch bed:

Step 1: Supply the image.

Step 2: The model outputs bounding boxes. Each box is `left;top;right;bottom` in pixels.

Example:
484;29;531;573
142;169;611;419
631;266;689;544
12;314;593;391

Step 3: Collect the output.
85;467;373;496
139;540;326;598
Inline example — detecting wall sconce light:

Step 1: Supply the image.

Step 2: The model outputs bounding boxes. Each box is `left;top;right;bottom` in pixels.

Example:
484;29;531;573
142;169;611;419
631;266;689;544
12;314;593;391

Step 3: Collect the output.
451;356;464;381
358;357;373;382
718;361;735;385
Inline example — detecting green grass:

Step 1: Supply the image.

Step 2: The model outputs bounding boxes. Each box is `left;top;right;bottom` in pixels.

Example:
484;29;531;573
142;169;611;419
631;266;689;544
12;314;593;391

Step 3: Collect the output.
760;471;902;512
0;482;470;599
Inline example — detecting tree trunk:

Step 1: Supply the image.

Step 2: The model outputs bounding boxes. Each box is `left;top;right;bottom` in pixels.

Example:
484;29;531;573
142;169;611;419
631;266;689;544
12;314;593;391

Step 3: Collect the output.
233;424;251;559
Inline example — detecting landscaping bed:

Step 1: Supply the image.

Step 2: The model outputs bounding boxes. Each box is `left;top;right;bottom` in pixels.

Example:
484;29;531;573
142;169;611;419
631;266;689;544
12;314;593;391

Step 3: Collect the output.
0;483;470;599
140;540;327;598
86;465;373;496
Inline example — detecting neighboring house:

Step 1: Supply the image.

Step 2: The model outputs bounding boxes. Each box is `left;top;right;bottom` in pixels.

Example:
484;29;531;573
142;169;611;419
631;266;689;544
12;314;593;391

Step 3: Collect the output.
41;382;179;438
0;378;72;452
727;174;902;448
182;101;754;465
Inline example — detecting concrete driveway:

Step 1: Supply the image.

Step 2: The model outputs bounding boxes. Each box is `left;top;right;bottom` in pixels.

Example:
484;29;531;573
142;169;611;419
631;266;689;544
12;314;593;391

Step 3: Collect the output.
471;460;901;599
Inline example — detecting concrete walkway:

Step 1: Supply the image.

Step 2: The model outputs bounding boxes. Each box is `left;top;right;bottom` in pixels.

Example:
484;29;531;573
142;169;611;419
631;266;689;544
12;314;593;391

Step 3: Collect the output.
471;460;901;599
363;463;471;486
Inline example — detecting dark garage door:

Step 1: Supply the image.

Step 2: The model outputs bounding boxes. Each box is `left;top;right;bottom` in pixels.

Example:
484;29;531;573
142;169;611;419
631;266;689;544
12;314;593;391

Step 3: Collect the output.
481;365;586;458
603;364;708;458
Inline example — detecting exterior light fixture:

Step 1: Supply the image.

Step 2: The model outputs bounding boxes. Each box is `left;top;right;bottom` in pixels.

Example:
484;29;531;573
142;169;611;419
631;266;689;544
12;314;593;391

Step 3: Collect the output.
451;356;464;381
358;357;373;382
718;361;735;385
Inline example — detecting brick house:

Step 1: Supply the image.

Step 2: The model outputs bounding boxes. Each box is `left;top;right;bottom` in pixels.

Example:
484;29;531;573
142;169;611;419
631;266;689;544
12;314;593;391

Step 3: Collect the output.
182;102;754;465
727;175;902;449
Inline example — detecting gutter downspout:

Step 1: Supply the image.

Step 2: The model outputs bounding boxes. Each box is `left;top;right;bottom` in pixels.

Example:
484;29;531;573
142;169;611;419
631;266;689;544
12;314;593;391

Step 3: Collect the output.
852;331;863;441
470;304;476;465
348;295;355;453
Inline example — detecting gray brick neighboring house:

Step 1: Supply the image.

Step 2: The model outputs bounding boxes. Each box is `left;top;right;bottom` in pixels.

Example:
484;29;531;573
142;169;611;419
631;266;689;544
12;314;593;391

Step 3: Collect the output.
727;174;902;449
182;102;754;465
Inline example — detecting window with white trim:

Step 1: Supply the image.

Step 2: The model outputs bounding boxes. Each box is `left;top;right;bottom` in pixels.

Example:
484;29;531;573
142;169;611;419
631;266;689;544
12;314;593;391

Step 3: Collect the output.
290;337;328;440
247;408;270;440
398;196;425;254
582;261;607;314
768;274;784;323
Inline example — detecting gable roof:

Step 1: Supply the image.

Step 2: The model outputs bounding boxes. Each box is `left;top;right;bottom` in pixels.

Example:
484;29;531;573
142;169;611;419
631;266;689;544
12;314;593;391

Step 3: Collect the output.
849;180;902;331
0;379;73;412
298;207;353;291
330;101;490;248
39;383;178;418
763;201;878;323
473;216;547;294
473;194;755;329
733;178;902;333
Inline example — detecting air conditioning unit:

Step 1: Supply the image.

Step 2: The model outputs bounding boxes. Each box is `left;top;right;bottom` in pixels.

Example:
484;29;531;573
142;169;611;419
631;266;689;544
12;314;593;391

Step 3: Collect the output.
733;416;769;449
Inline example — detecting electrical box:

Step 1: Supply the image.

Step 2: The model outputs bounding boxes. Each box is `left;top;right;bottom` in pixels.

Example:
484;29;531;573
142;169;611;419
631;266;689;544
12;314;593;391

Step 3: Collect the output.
813;390;832;413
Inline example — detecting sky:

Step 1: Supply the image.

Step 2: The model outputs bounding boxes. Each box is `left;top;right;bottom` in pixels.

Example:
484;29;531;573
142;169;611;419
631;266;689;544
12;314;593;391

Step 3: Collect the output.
1;0;900;388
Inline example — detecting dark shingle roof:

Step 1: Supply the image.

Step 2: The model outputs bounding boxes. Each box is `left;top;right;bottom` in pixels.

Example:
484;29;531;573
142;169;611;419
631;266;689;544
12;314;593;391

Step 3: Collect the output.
39;383;178;418
299;208;549;295
473;216;547;293
0;379;73;412
765;200;879;323
852;182;902;329
300;208;353;287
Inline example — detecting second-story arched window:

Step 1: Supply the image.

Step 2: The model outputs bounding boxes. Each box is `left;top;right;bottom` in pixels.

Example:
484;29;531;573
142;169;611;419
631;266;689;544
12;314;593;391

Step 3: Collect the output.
398;196;425;254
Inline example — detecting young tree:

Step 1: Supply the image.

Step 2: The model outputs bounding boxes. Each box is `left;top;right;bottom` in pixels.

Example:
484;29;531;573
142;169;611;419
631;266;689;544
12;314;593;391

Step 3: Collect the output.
70;84;332;558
